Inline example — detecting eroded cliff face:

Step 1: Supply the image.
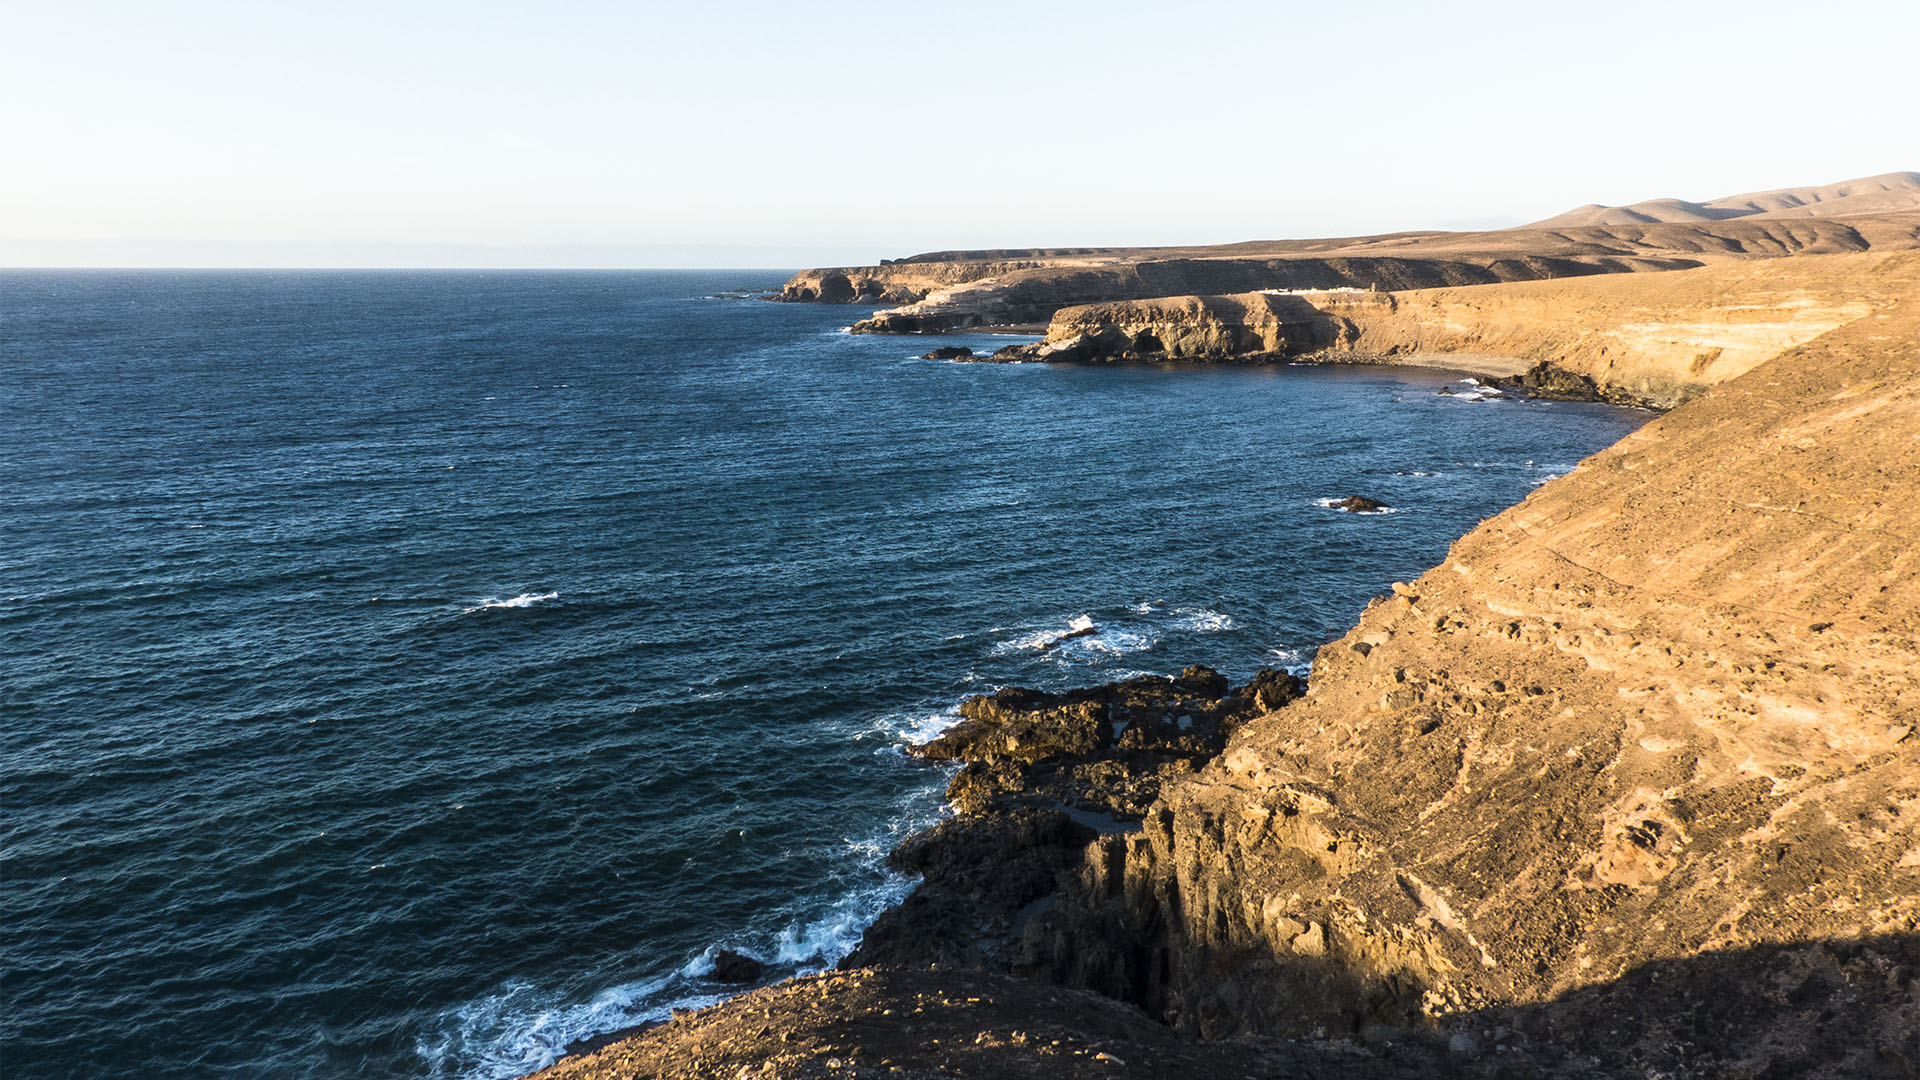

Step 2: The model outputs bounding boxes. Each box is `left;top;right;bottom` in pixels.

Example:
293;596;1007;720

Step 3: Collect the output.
778;260;1064;305
846;255;1695;334
1012;290;1920;1069
782;211;1920;340
1014;252;1920;408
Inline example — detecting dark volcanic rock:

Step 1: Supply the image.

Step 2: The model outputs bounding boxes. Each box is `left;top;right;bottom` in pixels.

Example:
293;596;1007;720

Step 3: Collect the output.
708;949;766;984
847;809;1096;970
847;666;1304;972
1329;495;1391;513
921;346;974;360
1514;359;1607;401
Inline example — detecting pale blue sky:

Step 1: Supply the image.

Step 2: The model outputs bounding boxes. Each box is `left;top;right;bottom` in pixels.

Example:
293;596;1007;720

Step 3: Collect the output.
5;0;1917;267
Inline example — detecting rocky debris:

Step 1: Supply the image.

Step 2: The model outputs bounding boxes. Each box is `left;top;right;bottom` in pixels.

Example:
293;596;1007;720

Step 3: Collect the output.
709;949;767;984
844;666;1302;973
1328;496;1390;513
922;345;975;360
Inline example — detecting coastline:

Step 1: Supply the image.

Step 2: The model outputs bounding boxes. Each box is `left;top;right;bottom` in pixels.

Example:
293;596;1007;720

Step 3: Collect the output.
537;270;1920;1076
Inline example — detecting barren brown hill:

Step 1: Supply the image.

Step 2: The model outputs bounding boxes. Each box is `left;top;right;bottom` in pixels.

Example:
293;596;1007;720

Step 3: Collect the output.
780;207;1920;334
1012;250;1920;407
1530;170;1920;228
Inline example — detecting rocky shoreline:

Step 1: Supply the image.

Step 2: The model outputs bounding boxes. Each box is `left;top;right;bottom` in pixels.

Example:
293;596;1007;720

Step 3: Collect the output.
847;666;1303;975
540;257;1919;1077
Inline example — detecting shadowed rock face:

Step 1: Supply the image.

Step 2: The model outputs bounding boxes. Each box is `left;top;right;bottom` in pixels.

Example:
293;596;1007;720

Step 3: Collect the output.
536;936;1920;1080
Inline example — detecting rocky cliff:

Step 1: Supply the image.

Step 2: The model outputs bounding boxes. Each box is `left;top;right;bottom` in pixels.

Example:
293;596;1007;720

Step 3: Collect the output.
543;247;1920;1080
843;254;1695;334
1005;284;1920;1069
1002;252;1920;408
776;174;1920;336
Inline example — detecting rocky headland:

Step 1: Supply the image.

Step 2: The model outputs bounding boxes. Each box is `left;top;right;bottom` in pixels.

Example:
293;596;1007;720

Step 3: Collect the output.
990;251;1920;408
779;173;1920;343
539;182;1920;1078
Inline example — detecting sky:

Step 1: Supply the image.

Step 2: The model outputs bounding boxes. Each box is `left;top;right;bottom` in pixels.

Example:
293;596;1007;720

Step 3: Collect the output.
5;0;1918;268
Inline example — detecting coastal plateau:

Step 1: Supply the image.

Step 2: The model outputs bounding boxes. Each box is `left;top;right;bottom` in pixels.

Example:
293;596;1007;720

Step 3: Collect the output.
537;180;1920;1078
778;172;1920;347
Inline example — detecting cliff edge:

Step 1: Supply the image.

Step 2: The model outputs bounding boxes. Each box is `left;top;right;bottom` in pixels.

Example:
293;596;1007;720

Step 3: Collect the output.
1009;251;1920;407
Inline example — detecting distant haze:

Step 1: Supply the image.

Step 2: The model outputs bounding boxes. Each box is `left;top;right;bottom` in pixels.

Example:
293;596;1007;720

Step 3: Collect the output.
6;0;1919;268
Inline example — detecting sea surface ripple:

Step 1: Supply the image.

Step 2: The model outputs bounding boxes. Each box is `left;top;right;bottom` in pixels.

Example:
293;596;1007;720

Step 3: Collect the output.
0;270;1646;1078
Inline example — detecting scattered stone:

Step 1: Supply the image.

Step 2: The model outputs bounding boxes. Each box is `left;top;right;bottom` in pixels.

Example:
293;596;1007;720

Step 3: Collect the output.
1330;495;1391;513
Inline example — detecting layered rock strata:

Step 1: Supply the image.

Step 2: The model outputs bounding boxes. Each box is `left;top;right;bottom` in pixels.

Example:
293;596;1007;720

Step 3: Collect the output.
994;251;1920;408
780;197;1920;336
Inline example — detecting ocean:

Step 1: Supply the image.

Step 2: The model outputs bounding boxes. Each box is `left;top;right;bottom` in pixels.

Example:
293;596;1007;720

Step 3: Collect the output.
0;269;1645;1078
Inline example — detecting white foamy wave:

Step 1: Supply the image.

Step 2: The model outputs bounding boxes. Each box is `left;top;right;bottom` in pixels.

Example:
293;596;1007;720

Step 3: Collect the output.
420;837;926;1079
1079;629;1152;655
997;614;1155;660
869;705;964;746
1006;613;1097;651
1437;377;1508;403
416;971;715;1080
1172;608;1233;633
771;872;917;966
1266;645;1313;675
462;591;558;614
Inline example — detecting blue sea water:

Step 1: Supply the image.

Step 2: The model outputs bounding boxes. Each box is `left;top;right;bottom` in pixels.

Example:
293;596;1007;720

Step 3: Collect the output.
0;270;1645;1079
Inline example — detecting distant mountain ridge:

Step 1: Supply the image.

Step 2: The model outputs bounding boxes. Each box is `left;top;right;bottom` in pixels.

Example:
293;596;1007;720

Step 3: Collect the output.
1529;170;1920;228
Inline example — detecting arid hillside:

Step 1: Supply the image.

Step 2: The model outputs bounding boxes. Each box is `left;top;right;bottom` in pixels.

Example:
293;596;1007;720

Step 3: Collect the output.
1011;282;1920;1070
1011;251;1920;407
776;173;1920;334
1529;170;1920;227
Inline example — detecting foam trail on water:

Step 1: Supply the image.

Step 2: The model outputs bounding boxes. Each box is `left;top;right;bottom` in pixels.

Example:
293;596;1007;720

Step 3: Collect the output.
462;591;558;614
419;846;922;1080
